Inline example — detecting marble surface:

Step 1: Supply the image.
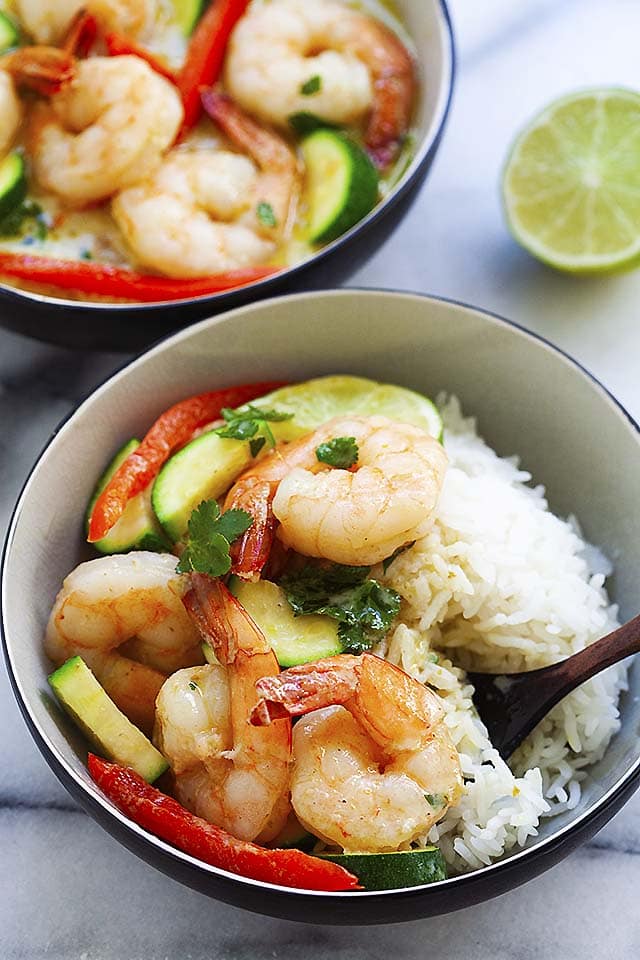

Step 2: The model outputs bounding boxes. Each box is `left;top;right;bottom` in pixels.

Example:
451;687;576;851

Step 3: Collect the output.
2;0;640;956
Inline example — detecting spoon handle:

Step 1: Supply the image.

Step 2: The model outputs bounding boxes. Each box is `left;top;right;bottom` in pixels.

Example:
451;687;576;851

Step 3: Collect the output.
539;611;640;702
476;612;640;759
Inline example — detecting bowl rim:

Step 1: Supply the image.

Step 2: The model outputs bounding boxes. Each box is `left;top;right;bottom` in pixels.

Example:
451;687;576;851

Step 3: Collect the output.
0;0;455;315
3;287;640;904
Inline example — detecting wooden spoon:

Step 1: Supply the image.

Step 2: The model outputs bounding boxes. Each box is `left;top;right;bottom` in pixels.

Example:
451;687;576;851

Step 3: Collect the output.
466;613;640;759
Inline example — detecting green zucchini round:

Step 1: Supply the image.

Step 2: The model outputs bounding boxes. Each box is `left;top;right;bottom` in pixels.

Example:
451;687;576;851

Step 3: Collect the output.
302;130;379;245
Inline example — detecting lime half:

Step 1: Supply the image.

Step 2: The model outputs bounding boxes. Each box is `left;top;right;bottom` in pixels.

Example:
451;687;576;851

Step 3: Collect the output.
503;88;640;273
251;375;442;442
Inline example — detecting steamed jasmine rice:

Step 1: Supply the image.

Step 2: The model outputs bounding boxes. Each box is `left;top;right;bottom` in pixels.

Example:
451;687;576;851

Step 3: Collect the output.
377;396;627;873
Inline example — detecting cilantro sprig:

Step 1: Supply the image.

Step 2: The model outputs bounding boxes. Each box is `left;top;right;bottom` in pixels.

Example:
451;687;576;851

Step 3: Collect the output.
281;562;401;654
0;199;48;242
215;403;294;457
176;500;253;577
315;436;359;469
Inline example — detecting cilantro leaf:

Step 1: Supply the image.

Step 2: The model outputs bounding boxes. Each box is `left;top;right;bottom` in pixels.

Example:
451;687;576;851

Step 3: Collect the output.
215;508;255;543
300;75;322;96
281;562;401;654
250;436;266;458
240;404;295;423
176;500;253;577
315;436;358;469
0;199;48;241
256;201;277;227
282;562;370;615
288;112;330;136
215;403;294;455
216;417;260;441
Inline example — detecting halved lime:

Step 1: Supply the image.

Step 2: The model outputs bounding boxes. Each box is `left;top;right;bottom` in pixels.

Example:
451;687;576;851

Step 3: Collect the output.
503;88;640;273
251;375;442;442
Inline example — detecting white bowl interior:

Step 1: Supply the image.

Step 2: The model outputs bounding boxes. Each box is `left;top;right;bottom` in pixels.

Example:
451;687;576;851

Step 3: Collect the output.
4;290;640;887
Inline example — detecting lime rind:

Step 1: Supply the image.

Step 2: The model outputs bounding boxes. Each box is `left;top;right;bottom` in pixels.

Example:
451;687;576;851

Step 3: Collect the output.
503;87;640;273
250;375;443;442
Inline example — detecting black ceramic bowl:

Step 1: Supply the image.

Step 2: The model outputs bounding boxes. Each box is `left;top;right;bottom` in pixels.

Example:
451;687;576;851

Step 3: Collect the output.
3;290;640;924
0;1;454;352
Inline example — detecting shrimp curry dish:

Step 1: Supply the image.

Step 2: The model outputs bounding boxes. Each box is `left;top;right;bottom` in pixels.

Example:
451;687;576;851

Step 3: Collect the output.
47;373;626;890
46;376;462;893
0;1;416;303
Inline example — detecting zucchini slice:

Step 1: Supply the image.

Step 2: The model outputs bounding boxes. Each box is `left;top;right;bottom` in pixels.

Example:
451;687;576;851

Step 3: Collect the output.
320;847;447;891
173;0;206;35
86;439;169;554
48;656;168;783
0;153;26;221
0;11;19;53
151;430;253;543
301;129;379;244
230;578;342;667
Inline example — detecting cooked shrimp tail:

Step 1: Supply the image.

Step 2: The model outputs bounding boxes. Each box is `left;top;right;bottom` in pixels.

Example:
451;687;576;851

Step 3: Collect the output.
183;572;271;661
355;18;415;169
62;8;98;58
2;46;76;96
251;654;362;724
224;477;278;580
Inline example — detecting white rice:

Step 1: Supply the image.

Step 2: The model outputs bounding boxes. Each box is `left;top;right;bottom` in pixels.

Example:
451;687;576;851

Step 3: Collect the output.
376;396;628;873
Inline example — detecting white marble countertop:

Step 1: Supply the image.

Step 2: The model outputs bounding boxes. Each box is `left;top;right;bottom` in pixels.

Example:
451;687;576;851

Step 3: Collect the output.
2;1;640;956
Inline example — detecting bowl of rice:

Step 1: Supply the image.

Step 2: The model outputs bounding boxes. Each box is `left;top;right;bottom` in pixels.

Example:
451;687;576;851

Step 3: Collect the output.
3;289;640;923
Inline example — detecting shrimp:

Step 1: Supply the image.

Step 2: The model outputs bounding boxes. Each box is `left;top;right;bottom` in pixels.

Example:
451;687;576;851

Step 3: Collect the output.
0;72;22;159
26;55;183;204
0;44;76;155
15;0;156;45
252;652;463;853
155;575;291;842
225;415;448;576
224;0;415;167
44;552;202;735
111;92;299;278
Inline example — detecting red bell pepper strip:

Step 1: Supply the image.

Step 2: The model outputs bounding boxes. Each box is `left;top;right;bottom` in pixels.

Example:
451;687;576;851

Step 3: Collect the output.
87;381;285;543
0;253;278;302
63;9;98;57
105;33;177;83
89;755;361;891
177;0;251;136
